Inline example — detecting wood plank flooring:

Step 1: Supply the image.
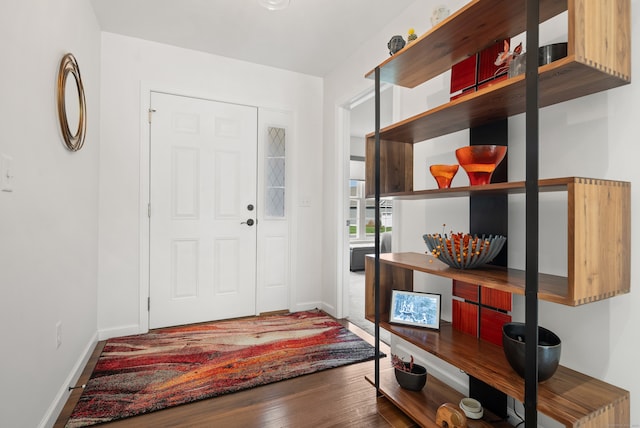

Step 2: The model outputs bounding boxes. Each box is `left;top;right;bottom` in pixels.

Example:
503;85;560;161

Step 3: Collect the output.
55;319;416;428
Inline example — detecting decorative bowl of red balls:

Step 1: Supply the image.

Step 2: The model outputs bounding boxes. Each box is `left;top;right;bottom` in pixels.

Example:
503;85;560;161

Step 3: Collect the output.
423;232;506;269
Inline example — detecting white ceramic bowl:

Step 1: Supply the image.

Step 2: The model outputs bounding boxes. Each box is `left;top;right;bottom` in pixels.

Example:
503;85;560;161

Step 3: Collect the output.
459;397;483;419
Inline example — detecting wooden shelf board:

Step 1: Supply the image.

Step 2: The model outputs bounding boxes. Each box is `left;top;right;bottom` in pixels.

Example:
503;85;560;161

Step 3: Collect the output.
364;322;629;427
365;0;568;88
373;252;570;304
366;176;621;200
365;369;513;428
365;58;629;144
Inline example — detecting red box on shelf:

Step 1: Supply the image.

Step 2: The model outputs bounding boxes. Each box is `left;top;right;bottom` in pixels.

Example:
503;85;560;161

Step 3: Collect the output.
452;299;478;337
450;54;477;94
452;281;512;347
478;40;508;83
453;280;478;302
480;307;512;347
450;39;510;100
482;287;512;312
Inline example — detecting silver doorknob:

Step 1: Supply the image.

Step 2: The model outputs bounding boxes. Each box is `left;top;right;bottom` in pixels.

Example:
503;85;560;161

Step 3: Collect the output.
241;219;255;226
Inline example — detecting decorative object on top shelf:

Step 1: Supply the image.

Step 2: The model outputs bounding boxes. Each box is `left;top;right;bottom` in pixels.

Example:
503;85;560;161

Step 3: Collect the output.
429;164;459;189
539;42;568;66
508;53;527;78
494;40;523;76
387;35;406;55
423;232;506;269
455;145;507;186
430;5;450;27
391;354;427;391
459;397;484;420
450;39;511;100
407;28;417;43
502;322;562;382
509;42;568;78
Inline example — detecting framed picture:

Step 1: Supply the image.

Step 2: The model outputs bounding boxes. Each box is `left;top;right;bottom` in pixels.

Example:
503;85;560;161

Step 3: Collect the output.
389;290;441;330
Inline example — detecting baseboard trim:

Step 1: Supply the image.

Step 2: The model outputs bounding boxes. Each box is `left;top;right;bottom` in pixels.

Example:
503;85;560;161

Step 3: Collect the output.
39;332;98;428
318;302;336;317
98;324;143;341
291;301;325;314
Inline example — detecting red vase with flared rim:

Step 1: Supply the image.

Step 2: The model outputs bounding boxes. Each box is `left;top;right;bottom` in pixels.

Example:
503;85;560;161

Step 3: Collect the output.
429;164;459;189
455;145;507;186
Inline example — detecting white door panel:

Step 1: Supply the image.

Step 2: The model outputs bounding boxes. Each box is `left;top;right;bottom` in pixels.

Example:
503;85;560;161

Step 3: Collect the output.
150;92;257;328
256;109;291;313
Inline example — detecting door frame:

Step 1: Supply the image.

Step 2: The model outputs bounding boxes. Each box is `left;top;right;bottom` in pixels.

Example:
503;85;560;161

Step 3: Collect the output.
138;83;294;333
334;84;399;319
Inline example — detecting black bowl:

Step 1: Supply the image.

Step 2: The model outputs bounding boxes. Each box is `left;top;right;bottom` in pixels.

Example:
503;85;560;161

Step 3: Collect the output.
539;42;568;65
502;322;561;382
394;362;427;391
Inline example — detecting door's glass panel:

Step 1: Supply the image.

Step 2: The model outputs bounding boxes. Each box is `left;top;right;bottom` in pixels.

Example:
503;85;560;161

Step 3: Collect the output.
266;127;286;218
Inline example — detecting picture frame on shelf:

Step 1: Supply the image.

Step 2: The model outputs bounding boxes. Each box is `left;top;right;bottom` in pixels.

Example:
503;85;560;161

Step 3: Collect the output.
390;290;441;330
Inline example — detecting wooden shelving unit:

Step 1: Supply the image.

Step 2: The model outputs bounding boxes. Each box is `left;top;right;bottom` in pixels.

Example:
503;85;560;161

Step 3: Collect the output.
366;58;628;150
363;317;630;428
365;370;513;428
367;177;631;306
364;0;629;89
364;0;631;197
365;0;631;426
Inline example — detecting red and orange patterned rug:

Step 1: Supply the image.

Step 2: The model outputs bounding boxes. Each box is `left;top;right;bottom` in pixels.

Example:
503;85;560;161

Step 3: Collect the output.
65;310;381;427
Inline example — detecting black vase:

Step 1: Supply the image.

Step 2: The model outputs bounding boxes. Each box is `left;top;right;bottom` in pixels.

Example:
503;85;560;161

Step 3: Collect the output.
502;322;561;382
394;362;427;391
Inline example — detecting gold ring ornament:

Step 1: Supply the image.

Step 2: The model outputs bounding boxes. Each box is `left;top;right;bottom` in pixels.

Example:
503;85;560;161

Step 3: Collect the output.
57;53;86;151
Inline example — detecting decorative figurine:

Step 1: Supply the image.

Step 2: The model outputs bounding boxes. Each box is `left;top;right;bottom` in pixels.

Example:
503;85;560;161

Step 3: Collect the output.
388;35;406;55
495;40;523;75
407;28;417;43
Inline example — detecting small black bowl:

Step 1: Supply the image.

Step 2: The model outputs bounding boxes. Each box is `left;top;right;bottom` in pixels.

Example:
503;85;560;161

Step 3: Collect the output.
502;322;561;382
394;362;427;391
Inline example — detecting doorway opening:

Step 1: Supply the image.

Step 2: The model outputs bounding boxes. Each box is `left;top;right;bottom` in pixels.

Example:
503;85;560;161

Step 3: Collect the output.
340;85;394;340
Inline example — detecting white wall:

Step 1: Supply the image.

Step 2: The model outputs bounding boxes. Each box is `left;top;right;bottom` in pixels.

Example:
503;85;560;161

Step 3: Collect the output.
0;1;101;427
98;33;324;336
323;0;639;424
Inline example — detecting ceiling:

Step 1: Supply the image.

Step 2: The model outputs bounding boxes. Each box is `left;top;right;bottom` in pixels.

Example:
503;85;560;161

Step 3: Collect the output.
89;0;417;77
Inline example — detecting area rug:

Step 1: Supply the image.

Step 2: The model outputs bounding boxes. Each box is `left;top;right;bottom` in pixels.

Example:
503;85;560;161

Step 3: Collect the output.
65;310;382;427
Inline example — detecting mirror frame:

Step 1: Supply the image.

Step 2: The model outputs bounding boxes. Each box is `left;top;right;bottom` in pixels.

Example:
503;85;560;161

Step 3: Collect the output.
57;53;86;151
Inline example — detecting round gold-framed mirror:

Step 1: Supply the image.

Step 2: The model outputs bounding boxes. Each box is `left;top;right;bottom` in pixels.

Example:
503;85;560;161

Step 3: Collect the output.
57;53;86;151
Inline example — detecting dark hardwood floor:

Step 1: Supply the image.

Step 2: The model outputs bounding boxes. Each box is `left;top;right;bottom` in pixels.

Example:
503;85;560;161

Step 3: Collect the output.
54;319;416;428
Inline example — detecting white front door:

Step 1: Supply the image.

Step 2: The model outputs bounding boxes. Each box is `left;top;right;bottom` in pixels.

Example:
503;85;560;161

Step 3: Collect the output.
149;92;258;329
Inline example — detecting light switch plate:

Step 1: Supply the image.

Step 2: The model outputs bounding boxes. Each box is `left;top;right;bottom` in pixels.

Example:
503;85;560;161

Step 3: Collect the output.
1;154;14;192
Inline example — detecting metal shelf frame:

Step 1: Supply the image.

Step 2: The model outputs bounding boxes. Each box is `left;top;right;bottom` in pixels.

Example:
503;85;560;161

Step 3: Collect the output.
372;1;541;425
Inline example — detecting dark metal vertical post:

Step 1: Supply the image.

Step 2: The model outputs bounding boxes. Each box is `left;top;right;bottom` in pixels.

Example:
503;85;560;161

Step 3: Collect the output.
374;66;381;392
525;0;540;425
